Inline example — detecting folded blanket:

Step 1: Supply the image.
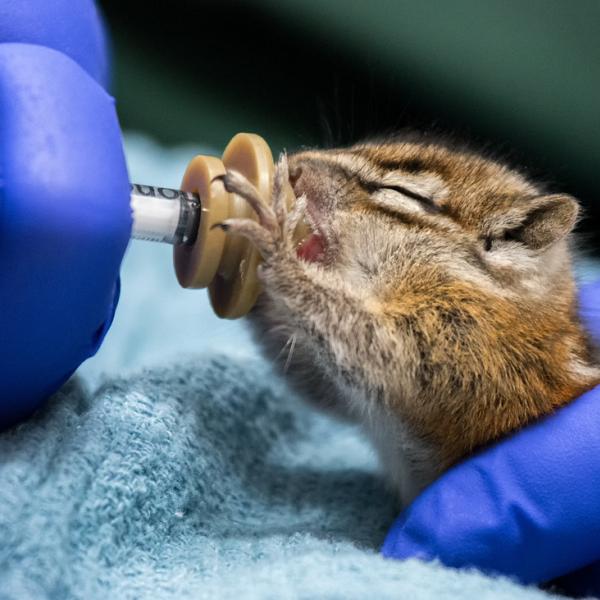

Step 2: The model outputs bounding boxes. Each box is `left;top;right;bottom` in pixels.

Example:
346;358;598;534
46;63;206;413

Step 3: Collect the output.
0;357;552;600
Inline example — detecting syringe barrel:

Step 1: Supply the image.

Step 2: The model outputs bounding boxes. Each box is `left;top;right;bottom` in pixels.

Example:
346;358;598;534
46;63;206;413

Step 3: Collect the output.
130;184;200;245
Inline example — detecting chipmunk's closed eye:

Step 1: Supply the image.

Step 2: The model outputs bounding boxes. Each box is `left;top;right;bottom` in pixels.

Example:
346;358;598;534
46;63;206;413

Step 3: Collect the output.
370;183;441;214
380;185;433;205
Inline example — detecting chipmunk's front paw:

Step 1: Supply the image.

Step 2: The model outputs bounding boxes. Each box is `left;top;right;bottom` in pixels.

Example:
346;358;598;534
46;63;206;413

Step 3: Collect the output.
217;154;306;270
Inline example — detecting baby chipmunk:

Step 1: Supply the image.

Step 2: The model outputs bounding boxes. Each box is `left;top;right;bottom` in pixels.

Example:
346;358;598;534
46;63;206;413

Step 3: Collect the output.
218;134;600;506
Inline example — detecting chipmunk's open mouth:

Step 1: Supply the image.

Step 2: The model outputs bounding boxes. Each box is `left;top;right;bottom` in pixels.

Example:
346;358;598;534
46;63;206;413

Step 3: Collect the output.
297;232;326;263
289;164;334;265
295;201;330;264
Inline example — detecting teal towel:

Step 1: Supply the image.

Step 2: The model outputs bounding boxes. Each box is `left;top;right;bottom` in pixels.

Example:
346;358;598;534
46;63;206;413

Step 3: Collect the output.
0;357;553;599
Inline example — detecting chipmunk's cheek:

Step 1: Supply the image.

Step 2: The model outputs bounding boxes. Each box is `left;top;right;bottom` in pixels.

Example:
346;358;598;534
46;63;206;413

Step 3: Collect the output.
296;233;327;263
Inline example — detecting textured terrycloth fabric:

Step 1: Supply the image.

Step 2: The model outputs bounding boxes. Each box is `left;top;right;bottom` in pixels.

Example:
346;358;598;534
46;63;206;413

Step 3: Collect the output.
0;135;597;599
0;358;554;600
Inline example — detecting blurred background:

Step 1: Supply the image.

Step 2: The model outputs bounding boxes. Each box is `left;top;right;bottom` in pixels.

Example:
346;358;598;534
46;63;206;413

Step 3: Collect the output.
98;0;599;253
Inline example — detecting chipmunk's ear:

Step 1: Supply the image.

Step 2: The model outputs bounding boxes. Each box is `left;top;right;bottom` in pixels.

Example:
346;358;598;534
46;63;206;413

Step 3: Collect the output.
506;194;579;250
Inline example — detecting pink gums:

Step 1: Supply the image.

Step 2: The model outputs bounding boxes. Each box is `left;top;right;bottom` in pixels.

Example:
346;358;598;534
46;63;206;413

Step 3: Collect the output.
296;233;326;263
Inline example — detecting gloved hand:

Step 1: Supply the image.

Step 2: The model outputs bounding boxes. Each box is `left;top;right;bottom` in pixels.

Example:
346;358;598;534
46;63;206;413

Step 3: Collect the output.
0;0;131;427
382;279;600;596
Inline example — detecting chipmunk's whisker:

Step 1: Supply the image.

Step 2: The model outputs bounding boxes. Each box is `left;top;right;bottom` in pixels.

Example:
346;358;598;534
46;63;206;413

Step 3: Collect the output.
284;333;298;373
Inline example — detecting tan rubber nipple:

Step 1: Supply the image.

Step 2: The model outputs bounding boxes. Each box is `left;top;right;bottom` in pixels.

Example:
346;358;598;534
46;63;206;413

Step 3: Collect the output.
173;133;305;319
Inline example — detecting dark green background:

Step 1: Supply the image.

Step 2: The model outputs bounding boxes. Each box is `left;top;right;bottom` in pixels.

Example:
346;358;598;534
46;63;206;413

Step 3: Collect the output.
99;0;599;252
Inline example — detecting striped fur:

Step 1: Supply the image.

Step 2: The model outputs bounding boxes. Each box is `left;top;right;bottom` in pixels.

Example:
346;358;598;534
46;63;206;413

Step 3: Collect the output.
234;137;600;505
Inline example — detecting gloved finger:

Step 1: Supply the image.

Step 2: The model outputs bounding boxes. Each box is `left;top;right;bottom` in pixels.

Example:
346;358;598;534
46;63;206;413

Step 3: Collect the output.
381;382;600;585
0;44;131;426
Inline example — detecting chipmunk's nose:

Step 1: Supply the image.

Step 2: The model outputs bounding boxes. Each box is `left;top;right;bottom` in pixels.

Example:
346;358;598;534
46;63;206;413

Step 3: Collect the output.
287;157;332;209
288;164;303;188
287;156;307;197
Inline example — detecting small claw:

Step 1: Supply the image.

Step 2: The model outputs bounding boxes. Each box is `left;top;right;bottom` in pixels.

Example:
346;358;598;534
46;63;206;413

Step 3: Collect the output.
210;222;229;231
218;218;275;257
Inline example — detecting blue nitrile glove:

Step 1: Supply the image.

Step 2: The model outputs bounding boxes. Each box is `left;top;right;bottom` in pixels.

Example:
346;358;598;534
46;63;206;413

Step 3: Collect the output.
0;0;109;86
0;40;131;426
382;279;600;595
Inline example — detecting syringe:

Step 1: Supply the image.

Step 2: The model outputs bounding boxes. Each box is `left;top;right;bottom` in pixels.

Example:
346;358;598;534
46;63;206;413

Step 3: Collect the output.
130;184;200;246
127;133;307;320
